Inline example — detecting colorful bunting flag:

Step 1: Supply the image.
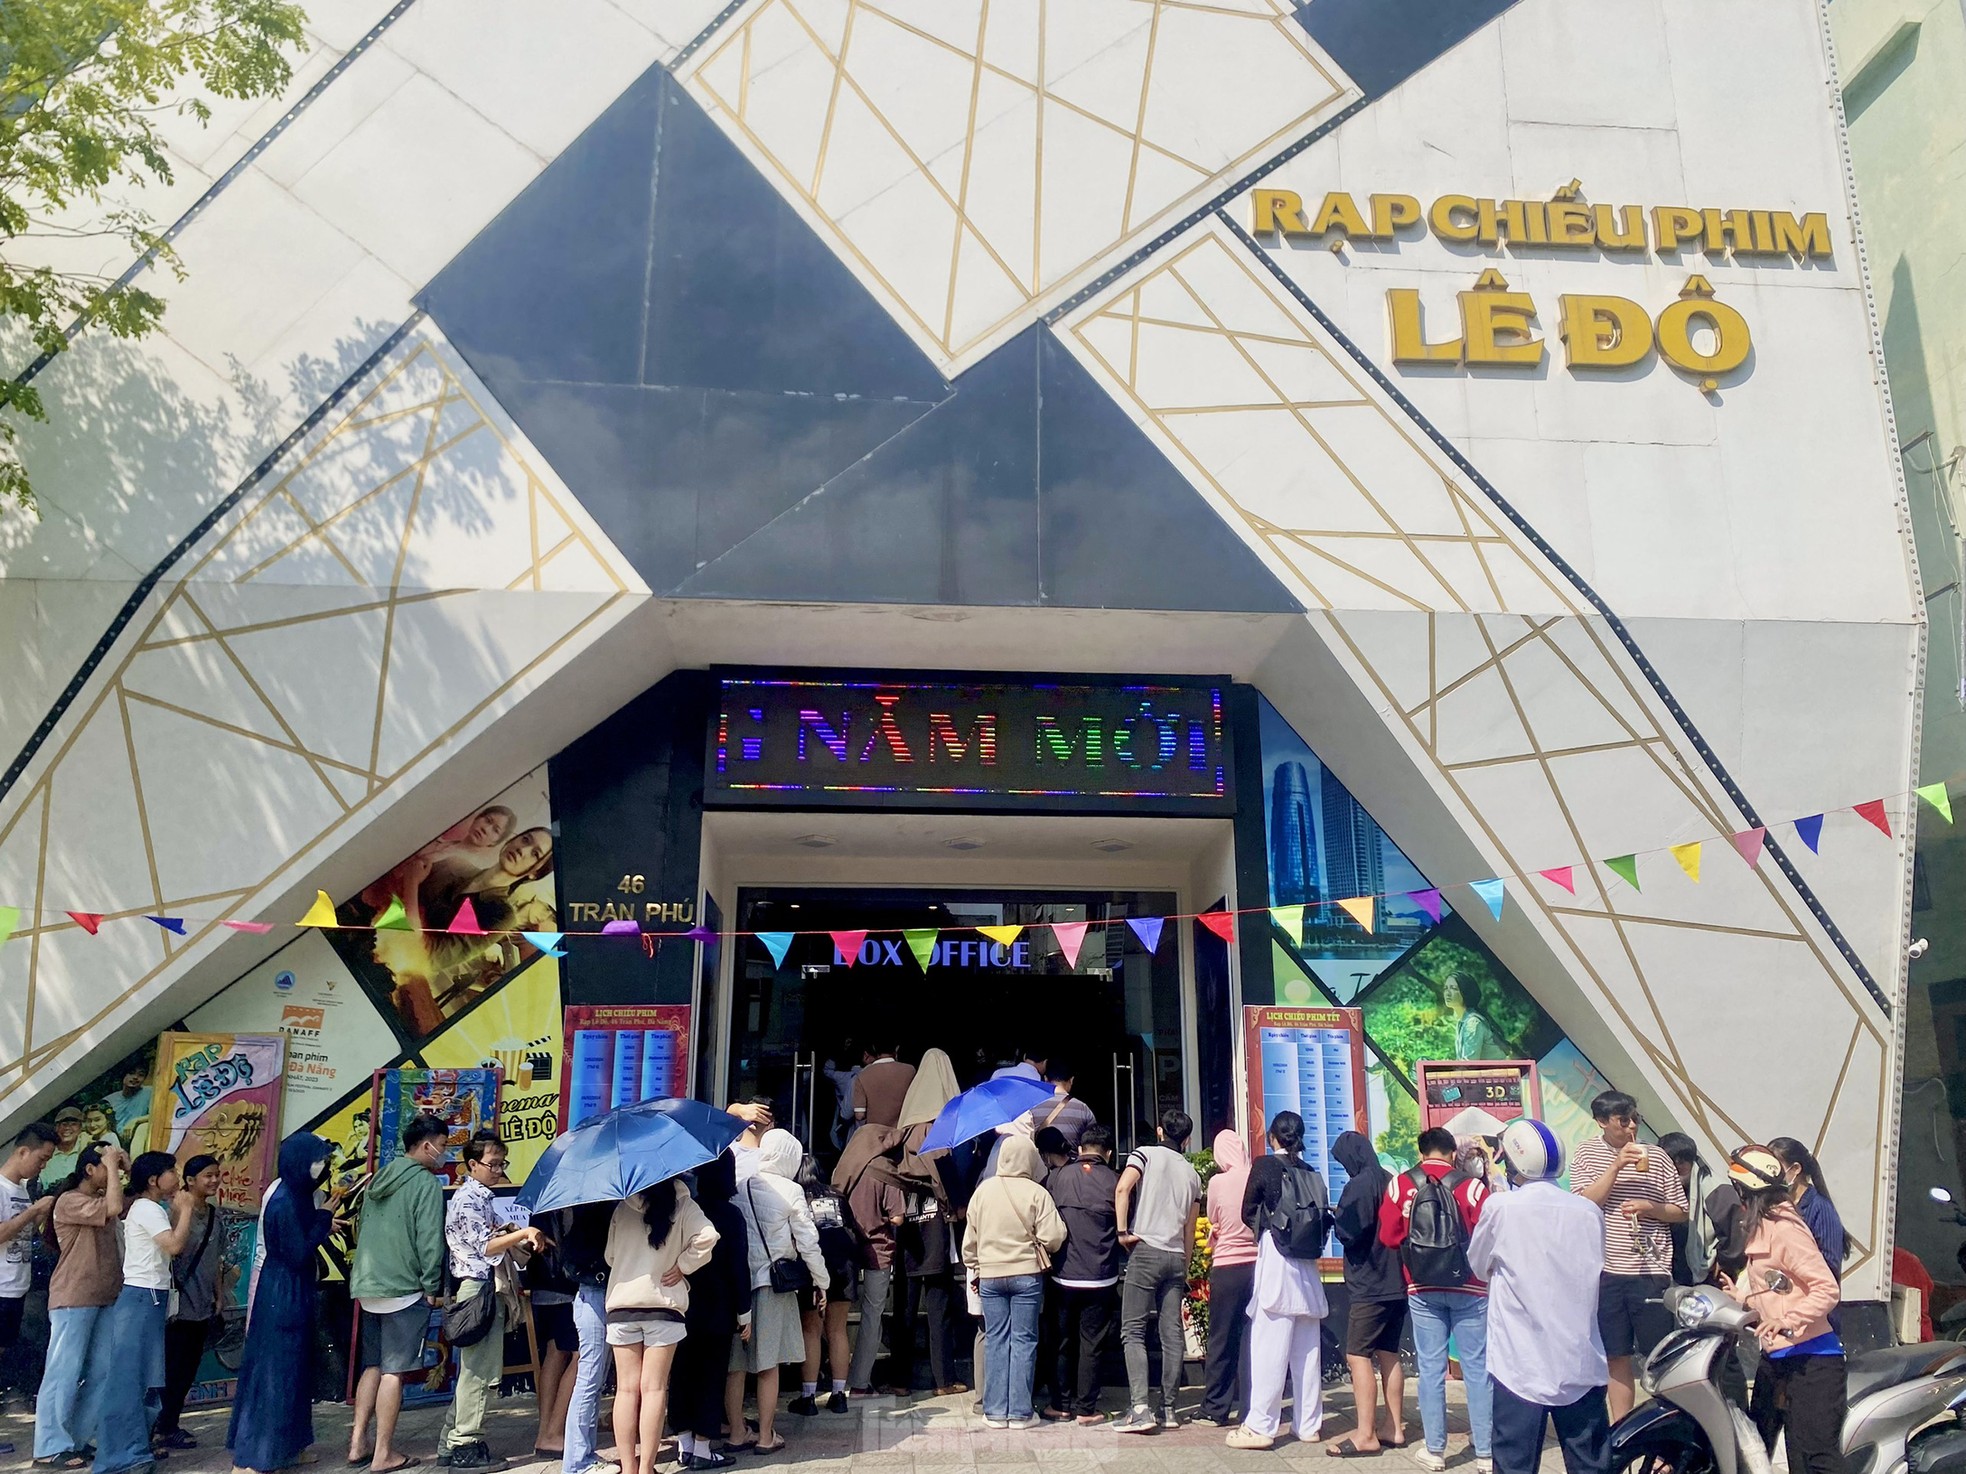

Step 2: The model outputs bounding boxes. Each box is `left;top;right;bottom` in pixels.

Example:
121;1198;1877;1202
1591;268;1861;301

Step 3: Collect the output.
904;928;939;970
1732;828;1766;867
1126;917;1164;953
448;900;484;935
1335;897;1375;933
147;916;186;935
0;907;17;947
978;925;1023;947
830;930;868;966
1470;878;1505;919
1537;866;1576;894
1604;855;1640;891
1408;889;1444;922
683;925;717;943
757;932;794;969
1918;783;1954;824
602;918;641;936
1854;799;1892;838
66;911;102;935
523;931;567;958
1269;905;1305;945
1052;921;1090;968
1669;842;1702;883
374;896;411;931
297;890;337;928
221;919;273;934
1794;814;1823;853
1197;911;1236;943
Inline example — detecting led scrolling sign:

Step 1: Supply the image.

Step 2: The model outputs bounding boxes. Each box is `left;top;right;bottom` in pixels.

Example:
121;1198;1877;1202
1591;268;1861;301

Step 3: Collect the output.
707;676;1233;813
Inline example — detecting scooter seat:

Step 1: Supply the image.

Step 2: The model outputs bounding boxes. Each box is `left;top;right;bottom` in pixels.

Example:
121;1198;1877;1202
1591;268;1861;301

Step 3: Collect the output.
1847;1343;1966;1403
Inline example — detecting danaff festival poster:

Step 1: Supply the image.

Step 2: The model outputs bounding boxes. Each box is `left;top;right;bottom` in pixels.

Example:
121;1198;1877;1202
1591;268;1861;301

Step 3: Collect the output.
369;1068;500;1185
329;767;558;1044
148;1032;286;1403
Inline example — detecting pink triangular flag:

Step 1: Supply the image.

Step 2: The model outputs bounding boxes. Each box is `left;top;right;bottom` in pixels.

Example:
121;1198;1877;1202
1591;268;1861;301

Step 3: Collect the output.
1052;921;1089;968
1731;828;1766;867
1408;889;1443;922
1854;799;1893;838
1196;911;1236;943
830;930;868;966
220;919;274;934
1537;866;1576;894
447;899;483;935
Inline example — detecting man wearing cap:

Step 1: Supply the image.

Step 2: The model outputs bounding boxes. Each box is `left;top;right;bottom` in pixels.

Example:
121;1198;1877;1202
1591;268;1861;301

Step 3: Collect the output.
1470;1120;1610;1474
42;1109;86;1188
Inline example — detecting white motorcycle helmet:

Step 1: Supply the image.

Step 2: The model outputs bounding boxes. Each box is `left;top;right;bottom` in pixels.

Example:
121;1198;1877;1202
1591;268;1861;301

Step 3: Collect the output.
1497;1117;1563;1183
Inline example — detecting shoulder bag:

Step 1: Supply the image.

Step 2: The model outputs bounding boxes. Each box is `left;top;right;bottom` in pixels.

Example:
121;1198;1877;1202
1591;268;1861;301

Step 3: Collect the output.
745;1179;814;1295
444;1278;497;1347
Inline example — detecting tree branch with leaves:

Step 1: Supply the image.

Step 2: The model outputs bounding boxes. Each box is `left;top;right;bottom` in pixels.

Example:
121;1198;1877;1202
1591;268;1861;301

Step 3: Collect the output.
0;0;307;513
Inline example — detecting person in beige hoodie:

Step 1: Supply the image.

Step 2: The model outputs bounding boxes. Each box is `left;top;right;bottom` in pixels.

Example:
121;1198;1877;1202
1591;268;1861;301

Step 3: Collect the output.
605;1179;719;1474
962;1137;1066;1428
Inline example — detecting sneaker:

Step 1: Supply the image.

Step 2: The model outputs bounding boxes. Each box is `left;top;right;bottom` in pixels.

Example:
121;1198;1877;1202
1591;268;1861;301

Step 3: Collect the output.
1475;1461;1493;1474
1112;1408;1158;1435
983;1418;1010;1430
1225;1427;1275;1450
1415;1452;1447;1472
447;1442;507;1472
1008;1415;1043;1430
826;1390;848;1414
787;1396;818;1418
160;1432;197;1451
1160;1404;1181;1430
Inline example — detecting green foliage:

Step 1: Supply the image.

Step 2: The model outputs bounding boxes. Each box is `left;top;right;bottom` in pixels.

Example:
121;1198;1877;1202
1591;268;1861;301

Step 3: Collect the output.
1373;1064;1420;1168
0;0;307;509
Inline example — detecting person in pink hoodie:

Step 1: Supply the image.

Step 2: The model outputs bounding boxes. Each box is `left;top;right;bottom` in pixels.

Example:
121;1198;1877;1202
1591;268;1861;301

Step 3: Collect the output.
1722;1146;1845;1474
1198;1130;1257;1426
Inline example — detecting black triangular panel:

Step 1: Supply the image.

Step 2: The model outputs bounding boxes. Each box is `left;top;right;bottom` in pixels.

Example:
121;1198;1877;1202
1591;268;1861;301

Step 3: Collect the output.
1293;0;1523;99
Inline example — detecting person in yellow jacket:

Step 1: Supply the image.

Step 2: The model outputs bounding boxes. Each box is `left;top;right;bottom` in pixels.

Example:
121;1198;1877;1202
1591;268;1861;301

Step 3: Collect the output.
962;1137;1066;1429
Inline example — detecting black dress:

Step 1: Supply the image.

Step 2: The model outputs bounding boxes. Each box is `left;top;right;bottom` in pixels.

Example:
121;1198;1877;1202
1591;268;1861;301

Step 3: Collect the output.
671;1195;750;1438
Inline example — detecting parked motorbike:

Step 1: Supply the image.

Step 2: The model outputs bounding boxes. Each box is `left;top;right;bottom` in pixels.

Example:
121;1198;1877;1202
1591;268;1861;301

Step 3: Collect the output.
1611;1282;1966;1474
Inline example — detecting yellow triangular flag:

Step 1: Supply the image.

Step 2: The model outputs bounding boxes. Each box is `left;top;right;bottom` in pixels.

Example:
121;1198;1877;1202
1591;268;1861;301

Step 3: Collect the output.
977;925;1022;947
296;889;338;927
1269;905;1305;945
1669;842;1702;883
1335;896;1375;933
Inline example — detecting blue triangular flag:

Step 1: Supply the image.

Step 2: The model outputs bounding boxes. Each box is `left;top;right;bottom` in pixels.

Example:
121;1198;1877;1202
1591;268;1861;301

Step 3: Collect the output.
146;915;186;936
1126;916;1165;952
522;931;566;958
757;932;794;969
1794;814;1824;853
1470;878;1506;920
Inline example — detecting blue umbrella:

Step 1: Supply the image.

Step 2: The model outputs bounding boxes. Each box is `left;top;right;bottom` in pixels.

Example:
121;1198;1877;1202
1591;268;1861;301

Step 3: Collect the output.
920;1075;1057;1153
515;1097;746;1214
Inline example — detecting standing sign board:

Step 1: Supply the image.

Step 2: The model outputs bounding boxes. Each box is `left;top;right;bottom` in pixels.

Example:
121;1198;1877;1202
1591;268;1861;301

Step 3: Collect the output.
560;1005;693;1129
1241;1006;1368;1259
1414;1059;1542;1136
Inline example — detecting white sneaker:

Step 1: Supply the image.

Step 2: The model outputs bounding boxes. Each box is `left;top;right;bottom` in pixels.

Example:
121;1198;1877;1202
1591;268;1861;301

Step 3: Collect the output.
1009;1416;1043;1430
1416;1452;1447;1472
1476;1460;1493;1474
983;1417;1010;1429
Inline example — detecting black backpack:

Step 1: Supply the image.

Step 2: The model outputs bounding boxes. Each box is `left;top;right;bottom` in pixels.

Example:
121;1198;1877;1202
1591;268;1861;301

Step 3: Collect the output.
1264;1158;1332;1260
1400;1167;1472;1288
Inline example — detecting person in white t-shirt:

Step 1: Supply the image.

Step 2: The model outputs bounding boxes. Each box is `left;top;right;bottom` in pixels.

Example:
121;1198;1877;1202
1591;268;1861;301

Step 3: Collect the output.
93;1152;195;1474
0;1122;58;1452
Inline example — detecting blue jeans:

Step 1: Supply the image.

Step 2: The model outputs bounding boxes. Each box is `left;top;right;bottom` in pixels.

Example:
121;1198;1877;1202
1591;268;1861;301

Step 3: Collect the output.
1410;1291;1492;1458
94;1286;167;1474
979;1275;1044;1422
564;1284;608;1474
35;1305;108;1458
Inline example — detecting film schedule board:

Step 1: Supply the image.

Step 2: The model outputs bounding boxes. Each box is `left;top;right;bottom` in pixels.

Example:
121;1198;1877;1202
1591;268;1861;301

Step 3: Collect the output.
560;1005;692;1130
1241;1006;1369;1253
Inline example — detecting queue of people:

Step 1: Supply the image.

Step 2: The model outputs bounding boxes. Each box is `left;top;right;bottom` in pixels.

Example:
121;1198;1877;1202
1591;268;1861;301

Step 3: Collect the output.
0;1062;1858;1474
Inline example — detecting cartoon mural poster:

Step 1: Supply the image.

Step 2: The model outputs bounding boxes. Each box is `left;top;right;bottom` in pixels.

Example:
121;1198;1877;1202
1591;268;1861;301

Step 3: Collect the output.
147;1032;286;1404
368;1068;500;1185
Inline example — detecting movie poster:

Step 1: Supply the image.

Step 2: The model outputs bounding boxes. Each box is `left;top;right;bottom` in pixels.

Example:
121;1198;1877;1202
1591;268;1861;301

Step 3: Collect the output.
328;768;558;1044
421;959;563;1182
368;1068;500;1185
1356;915;1563;1086
147;1032;286;1404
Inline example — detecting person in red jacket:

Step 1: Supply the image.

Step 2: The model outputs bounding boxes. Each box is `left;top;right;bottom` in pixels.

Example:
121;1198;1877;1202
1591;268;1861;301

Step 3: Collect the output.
1379;1129;1492;1474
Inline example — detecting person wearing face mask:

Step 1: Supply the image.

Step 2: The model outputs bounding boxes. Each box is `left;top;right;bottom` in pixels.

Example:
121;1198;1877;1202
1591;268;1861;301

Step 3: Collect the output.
1768;1138;1847;1293
229;1135;337;1474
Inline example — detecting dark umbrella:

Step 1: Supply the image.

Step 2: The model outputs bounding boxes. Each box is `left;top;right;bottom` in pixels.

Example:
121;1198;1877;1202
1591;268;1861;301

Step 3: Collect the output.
919;1075;1056;1153
515;1097;746;1214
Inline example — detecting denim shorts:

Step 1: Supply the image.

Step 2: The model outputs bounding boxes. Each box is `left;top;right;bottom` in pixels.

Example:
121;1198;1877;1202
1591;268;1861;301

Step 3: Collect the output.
360;1301;430;1374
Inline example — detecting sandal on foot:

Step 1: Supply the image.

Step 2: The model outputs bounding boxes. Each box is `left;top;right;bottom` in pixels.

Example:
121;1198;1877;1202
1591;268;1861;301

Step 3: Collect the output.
370;1459;420;1473
1327;1439;1380;1457
752;1438;786;1455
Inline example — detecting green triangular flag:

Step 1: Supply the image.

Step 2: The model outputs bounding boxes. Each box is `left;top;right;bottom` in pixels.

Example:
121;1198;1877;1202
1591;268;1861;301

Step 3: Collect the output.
1269;905;1305;946
374;895;412;931
0;906;17;947
1917;783;1954;824
903;928;939;971
1603;854;1640;891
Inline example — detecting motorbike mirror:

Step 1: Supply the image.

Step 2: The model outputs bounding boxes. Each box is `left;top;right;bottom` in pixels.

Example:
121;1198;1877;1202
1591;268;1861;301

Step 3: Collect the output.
1933;1186;1955;1205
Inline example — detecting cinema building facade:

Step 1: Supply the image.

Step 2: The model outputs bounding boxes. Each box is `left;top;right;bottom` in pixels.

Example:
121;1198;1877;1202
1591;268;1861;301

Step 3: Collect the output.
0;0;1929;1330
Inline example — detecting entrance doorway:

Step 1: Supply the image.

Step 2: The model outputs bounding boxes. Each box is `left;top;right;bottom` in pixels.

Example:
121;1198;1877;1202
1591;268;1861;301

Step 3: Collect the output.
728;887;1183;1166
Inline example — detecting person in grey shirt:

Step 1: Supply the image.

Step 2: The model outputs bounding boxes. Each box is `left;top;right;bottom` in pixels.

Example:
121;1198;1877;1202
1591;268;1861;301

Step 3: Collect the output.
1112;1109;1202;1434
156;1156;224;1448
